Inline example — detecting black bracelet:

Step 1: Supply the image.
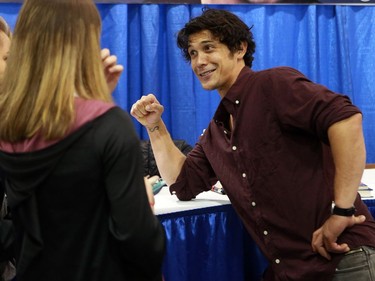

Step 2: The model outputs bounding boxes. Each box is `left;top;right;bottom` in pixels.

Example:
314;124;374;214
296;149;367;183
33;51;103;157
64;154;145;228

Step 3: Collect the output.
332;205;356;216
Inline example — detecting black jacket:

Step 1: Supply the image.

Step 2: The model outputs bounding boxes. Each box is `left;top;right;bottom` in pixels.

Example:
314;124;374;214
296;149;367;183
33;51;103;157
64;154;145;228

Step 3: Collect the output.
0;108;165;281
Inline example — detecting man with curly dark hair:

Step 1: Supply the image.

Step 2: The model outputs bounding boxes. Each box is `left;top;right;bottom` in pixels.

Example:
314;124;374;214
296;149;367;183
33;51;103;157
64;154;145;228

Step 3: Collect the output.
131;8;375;281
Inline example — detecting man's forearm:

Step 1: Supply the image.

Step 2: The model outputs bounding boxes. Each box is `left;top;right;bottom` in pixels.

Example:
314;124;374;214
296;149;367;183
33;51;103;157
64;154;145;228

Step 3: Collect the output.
328;113;366;208
146;120;186;186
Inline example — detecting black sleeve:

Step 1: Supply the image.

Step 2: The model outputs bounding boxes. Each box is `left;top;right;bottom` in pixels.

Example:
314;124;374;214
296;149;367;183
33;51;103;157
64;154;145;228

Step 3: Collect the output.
96;108;165;280
0;174;14;263
0;219;14;262
173;139;193;155
141;139;193;177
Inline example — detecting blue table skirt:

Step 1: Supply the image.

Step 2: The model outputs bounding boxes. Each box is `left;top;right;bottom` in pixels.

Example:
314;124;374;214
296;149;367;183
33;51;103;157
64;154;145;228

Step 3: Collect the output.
158;200;375;281
158;205;268;281
366;198;375;218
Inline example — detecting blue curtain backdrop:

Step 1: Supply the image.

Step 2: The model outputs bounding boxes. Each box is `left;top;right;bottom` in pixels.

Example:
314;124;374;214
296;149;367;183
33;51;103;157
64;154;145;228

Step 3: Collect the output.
1;4;374;162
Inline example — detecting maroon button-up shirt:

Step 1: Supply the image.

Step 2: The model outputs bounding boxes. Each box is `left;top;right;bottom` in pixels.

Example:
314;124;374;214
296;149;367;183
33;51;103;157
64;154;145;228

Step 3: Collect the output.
170;66;375;281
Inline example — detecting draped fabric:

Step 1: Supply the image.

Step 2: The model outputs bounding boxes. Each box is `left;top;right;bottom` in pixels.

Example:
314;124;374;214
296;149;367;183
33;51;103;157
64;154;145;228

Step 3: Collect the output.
1;4;375;162
158;205;269;281
158;200;375;281
367;199;375;218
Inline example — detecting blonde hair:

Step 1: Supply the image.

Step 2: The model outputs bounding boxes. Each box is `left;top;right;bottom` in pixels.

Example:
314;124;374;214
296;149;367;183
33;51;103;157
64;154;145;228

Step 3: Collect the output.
0;0;111;142
0;16;12;39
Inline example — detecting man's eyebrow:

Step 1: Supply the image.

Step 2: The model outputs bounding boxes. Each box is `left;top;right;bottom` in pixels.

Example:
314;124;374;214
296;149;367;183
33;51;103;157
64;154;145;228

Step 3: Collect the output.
200;40;215;44
188;40;216;48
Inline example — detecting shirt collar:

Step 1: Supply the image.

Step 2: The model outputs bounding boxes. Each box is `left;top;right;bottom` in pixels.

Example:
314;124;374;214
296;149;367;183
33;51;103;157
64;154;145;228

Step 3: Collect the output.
213;66;254;122
224;66;253;104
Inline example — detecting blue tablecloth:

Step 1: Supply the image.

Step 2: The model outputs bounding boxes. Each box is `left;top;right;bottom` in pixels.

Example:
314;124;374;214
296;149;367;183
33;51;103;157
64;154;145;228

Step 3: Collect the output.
158;199;375;281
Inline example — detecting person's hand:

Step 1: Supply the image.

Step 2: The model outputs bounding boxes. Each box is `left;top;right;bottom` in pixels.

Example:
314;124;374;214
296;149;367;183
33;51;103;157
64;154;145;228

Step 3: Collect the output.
144;175;160;212
311;214;366;260
101;48;124;94
130;94;164;128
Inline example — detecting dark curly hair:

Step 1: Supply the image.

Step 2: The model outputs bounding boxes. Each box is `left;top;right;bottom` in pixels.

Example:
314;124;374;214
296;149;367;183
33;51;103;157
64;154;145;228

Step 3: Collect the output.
177;8;256;68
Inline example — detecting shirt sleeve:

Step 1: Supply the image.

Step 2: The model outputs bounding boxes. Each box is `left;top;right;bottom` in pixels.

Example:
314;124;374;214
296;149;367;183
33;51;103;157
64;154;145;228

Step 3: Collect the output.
96;108;165;280
170;141;217;201
267;67;361;144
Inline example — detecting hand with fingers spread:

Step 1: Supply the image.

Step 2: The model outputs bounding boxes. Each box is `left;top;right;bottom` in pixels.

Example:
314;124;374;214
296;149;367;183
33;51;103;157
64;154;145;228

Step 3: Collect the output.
130;94;164;129
101;48;124;94
311;214;366;260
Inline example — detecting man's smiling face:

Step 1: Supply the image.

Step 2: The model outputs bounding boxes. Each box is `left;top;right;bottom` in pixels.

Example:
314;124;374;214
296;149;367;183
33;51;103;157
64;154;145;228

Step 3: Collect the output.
188;30;246;97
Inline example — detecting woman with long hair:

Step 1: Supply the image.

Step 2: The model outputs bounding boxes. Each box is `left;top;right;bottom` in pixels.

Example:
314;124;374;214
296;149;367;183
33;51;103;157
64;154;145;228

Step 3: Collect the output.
0;1;165;280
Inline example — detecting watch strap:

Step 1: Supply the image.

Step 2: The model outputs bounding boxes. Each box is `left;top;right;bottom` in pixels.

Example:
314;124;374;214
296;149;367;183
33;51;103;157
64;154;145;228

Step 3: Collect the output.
332;205;356;216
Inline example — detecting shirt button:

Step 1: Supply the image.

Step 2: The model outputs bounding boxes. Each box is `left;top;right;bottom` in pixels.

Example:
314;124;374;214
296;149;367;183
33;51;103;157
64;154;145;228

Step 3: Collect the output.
251;202;256;207
263;230;268;236
232;146;237;151
235;100;240;105
275;259;280;264
242;173;246;178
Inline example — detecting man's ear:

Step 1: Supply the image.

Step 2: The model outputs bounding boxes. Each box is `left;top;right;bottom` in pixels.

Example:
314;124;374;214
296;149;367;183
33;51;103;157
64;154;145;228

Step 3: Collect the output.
237;41;248;59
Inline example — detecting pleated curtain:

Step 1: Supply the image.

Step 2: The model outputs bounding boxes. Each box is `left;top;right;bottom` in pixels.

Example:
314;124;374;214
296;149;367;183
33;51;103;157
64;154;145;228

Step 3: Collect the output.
1;3;375;162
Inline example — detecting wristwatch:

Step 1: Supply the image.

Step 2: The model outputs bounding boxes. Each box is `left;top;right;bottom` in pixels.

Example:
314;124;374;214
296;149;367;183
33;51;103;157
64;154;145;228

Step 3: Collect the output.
332;205;356;216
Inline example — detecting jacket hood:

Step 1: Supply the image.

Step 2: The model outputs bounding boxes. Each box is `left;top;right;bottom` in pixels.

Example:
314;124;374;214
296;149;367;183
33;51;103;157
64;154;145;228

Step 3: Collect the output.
0;99;115;276
0;125;96;276
0;125;93;208
0;98;115;208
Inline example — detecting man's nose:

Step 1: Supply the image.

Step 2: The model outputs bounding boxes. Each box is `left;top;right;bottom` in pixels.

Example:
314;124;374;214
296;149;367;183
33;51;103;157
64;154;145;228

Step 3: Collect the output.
196;52;208;65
